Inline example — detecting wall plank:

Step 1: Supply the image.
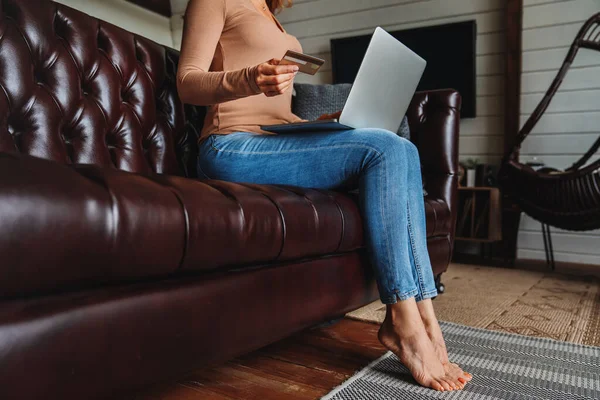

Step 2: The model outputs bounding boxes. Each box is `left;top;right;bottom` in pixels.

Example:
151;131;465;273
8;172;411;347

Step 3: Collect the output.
522;0;599;29
520;214;600;235
523;22;586;51
520;111;600;134
520;133;600;155
523;48;600;73
521;66;600;93
521;89;600;113
459;135;504;155
523;0;565;5
517;249;600;265
519;231;600;256
461;116;504;136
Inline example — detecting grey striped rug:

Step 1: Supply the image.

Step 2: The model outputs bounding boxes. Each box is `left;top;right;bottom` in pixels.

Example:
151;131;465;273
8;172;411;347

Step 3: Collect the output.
322;321;600;399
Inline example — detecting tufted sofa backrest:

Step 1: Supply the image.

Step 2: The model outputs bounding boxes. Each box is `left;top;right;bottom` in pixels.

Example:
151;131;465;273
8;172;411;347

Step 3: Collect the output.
0;0;205;177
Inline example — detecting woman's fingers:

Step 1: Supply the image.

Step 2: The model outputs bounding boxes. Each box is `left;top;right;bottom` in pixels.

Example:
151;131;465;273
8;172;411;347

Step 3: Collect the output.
264;80;294;97
255;59;299;97
257;72;296;86
258;63;298;77
265;81;294;96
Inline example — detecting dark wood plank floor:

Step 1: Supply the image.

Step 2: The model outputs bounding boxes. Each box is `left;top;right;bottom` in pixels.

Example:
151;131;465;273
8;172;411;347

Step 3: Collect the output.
126;319;386;400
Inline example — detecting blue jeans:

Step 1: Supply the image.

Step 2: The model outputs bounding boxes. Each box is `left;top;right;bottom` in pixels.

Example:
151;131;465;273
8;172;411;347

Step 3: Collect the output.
197;129;438;304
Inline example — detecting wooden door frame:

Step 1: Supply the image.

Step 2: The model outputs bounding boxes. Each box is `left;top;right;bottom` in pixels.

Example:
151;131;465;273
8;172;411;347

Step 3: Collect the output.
499;0;523;266
504;0;523;156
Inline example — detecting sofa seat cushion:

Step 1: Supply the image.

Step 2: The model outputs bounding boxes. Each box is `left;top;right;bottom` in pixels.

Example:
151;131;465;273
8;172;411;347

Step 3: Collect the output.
424;197;451;237
148;177;364;271
0;152;187;299
0;153;363;298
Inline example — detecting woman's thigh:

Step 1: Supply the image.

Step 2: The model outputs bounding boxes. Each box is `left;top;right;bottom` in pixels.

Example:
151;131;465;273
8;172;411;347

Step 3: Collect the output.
197;129;408;189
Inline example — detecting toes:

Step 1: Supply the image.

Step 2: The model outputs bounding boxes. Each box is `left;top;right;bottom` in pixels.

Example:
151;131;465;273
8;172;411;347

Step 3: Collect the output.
443;373;465;390
444;364;466;383
430;380;445;392
447;362;473;382
441;378;456;391
458;370;473;382
436;378;452;391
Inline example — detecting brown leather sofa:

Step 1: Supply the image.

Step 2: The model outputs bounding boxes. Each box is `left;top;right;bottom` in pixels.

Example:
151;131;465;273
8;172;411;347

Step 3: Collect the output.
0;1;460;398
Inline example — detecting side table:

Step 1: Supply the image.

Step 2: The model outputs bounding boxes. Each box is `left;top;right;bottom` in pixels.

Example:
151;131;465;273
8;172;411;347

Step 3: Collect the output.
454;187;503;260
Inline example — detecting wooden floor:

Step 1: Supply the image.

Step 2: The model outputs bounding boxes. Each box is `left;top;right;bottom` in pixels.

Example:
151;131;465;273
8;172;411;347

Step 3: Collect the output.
125;319;385;400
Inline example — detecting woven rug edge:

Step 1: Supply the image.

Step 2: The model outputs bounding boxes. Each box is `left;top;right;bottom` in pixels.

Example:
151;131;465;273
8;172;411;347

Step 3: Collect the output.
320;350;392;400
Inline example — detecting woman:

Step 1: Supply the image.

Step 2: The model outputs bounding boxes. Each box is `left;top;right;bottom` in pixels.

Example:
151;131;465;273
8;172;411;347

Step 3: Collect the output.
177;0;472;392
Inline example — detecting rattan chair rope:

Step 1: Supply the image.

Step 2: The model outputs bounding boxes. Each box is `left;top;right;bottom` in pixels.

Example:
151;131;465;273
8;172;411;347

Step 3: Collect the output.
499;12;600;232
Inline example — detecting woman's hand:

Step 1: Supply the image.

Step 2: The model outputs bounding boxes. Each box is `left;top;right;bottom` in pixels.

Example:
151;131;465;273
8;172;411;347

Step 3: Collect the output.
317;111;342;120
255;59;299;97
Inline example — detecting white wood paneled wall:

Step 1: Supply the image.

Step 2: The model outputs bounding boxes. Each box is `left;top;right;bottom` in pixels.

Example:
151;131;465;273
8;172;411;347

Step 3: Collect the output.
170;0;507;166
57;0;173;47
518;0;600;265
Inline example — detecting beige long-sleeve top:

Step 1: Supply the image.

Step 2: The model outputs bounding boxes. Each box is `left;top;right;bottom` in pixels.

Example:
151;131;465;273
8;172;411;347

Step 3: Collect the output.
177;0;304;141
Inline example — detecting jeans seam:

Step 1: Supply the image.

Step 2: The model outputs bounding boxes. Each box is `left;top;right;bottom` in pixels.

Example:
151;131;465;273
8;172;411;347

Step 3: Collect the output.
378;153;397;299
407;202;427;295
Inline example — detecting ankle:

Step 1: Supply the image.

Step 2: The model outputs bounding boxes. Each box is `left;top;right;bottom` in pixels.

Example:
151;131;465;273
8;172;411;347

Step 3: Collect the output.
420;315;437;330
383;303;427;339
387;297;421;320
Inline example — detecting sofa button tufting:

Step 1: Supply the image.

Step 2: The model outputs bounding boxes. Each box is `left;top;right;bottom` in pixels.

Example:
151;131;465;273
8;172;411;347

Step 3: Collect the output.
60;132;71;145
34;70;43;86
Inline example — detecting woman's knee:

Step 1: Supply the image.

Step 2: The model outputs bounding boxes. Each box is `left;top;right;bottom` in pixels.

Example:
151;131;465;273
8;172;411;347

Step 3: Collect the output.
352;128;417;158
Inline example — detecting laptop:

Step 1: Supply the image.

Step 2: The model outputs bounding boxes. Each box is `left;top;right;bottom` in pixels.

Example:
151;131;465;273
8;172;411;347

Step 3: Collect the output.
261;27;427;134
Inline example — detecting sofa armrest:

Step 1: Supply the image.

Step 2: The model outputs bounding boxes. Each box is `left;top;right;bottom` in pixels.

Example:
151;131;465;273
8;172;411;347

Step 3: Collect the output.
406;89;461;245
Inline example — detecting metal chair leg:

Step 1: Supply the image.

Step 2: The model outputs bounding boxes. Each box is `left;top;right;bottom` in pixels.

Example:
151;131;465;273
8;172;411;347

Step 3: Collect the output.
542;223;550;267
541;223;556;270
545;223;556;270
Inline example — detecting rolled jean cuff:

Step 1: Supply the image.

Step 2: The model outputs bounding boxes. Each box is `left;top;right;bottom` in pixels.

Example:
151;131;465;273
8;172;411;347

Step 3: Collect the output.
380;287;419;304
415;288;438;302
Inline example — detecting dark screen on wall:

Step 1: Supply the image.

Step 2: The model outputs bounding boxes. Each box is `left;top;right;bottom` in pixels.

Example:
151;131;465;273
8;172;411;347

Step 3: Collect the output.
331;21;477;118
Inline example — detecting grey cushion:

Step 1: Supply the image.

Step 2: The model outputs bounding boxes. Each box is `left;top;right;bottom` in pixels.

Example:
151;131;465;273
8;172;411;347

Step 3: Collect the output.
292;83;410;140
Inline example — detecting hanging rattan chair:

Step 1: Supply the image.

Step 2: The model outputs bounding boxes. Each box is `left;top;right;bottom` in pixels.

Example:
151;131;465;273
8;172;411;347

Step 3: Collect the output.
499;12;600;232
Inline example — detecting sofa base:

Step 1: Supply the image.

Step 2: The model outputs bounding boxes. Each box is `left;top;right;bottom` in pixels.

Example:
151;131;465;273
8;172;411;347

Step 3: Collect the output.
0;251;378;399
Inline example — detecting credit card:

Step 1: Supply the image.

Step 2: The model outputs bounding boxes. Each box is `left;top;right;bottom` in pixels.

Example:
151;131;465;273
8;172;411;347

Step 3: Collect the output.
279;50;325;75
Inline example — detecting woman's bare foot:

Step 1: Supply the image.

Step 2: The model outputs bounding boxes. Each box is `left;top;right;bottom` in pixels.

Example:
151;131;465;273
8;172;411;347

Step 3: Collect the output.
377;297;466;391
417;299;472;385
